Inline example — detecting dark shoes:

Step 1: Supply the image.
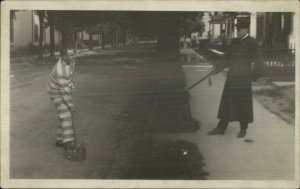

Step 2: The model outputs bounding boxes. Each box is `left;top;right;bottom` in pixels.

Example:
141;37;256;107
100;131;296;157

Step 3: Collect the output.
55;141;86;161
237;130;247;138
65;142;86;161
207;127;226;135
63;141;76;149
55;141;76;149
208;128;247;138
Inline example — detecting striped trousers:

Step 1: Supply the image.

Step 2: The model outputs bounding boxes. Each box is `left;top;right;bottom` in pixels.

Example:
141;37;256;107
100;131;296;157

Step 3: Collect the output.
50;96;75;143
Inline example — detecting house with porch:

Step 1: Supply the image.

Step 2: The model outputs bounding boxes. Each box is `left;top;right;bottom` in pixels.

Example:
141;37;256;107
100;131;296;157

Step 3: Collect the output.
207;11;296;78
208;12;296;51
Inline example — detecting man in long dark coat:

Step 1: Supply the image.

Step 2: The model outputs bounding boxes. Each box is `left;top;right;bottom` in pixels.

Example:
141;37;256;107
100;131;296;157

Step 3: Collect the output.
208;18;263;138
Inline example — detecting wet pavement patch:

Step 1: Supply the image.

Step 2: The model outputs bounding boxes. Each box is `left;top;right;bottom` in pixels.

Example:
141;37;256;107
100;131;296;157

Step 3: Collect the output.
129;139;208;179
101;57;204;179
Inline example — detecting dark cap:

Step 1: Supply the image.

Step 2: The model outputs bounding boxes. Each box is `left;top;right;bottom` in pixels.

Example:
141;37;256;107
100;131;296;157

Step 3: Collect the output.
235;17;250;29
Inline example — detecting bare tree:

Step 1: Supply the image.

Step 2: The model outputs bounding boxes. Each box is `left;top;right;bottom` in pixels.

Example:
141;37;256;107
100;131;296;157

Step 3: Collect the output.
37;11;45;59
46;11;56;57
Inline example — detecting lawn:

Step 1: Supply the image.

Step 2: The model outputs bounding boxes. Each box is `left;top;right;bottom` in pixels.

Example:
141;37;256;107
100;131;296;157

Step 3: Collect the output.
253;78;295;126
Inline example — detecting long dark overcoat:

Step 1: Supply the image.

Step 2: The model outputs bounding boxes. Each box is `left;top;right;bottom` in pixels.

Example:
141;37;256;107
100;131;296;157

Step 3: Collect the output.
217;36;263;123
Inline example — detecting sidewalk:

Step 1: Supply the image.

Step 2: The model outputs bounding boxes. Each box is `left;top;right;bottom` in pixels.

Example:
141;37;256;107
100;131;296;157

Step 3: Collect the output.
154;48;295;179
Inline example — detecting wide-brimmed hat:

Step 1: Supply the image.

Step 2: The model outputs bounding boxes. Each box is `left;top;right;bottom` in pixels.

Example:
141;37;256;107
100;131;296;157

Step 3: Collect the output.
235;17;250;29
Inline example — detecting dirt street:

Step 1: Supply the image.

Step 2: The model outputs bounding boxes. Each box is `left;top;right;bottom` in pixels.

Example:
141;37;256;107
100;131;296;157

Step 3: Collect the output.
10;45;204;179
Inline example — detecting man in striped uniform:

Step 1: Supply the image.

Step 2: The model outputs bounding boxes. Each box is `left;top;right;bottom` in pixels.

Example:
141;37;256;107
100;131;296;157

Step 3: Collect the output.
47;48;77;159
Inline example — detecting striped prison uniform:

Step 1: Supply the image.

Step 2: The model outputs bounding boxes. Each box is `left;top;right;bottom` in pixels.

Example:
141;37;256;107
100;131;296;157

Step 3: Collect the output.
47;58;76;143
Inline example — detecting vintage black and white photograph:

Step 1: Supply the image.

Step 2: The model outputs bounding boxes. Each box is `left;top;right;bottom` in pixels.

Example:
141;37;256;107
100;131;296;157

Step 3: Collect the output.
1;0;299;188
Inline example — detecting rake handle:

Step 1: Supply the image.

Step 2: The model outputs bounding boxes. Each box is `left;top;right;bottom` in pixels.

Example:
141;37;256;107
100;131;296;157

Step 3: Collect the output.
186;70;215;90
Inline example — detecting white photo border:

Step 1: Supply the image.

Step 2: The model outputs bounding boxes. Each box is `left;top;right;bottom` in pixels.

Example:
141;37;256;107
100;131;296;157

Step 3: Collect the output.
1;0;299;188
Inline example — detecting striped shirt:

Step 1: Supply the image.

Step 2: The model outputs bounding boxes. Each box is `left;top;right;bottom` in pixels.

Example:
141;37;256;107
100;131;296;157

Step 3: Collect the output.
47;58;76;109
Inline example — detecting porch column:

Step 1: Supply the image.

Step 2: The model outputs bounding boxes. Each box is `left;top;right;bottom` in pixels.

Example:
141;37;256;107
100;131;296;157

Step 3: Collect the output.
212;22;215;39
225;19;228;36
289;12;296;49
229;20;232;38
234;18;237;38
250;12;257;38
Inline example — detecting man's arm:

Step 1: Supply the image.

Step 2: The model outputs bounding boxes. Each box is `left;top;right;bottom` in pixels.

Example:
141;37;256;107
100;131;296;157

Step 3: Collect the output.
55;60;75;111
211;39;237;74
57;77;75;111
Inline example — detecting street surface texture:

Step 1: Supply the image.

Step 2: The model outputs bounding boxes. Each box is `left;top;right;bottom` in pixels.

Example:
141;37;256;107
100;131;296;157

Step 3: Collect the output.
10;44;205;179
9;44;295;180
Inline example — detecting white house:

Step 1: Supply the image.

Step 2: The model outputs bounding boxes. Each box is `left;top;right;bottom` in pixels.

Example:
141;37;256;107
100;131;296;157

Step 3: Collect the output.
10;10;61;52
10;10;103;53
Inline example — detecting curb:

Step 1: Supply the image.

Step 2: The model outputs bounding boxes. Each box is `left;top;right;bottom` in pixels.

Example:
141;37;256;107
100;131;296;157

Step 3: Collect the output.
10;46;106;64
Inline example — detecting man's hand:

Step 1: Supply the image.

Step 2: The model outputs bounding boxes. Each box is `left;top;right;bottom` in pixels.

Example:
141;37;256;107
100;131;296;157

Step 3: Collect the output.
252;76;261;83
212;66;221;75
69;106;76;114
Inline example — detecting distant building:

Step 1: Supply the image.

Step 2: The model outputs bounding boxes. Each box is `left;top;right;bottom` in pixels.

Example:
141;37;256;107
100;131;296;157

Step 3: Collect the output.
208;12;241;45
10;10;61;52
208;12;296;50
256;12;296;50
10;10;101;53
206;12;296;72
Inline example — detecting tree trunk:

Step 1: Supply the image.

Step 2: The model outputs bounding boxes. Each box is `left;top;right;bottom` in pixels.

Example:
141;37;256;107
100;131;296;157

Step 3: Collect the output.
111;32;114;48
119;25;126;45
73;31;78;54
80;30;84;48
134;33;138;44
89;33;93;50
47;11;55;57
101;31;105;49
61;26;73;51
123;30;127;45
49;19;55;57
154;13;197;129
122;28;127;45
156;13;180;60
38;11;45;59
61;29;67;50
115;30;119;47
